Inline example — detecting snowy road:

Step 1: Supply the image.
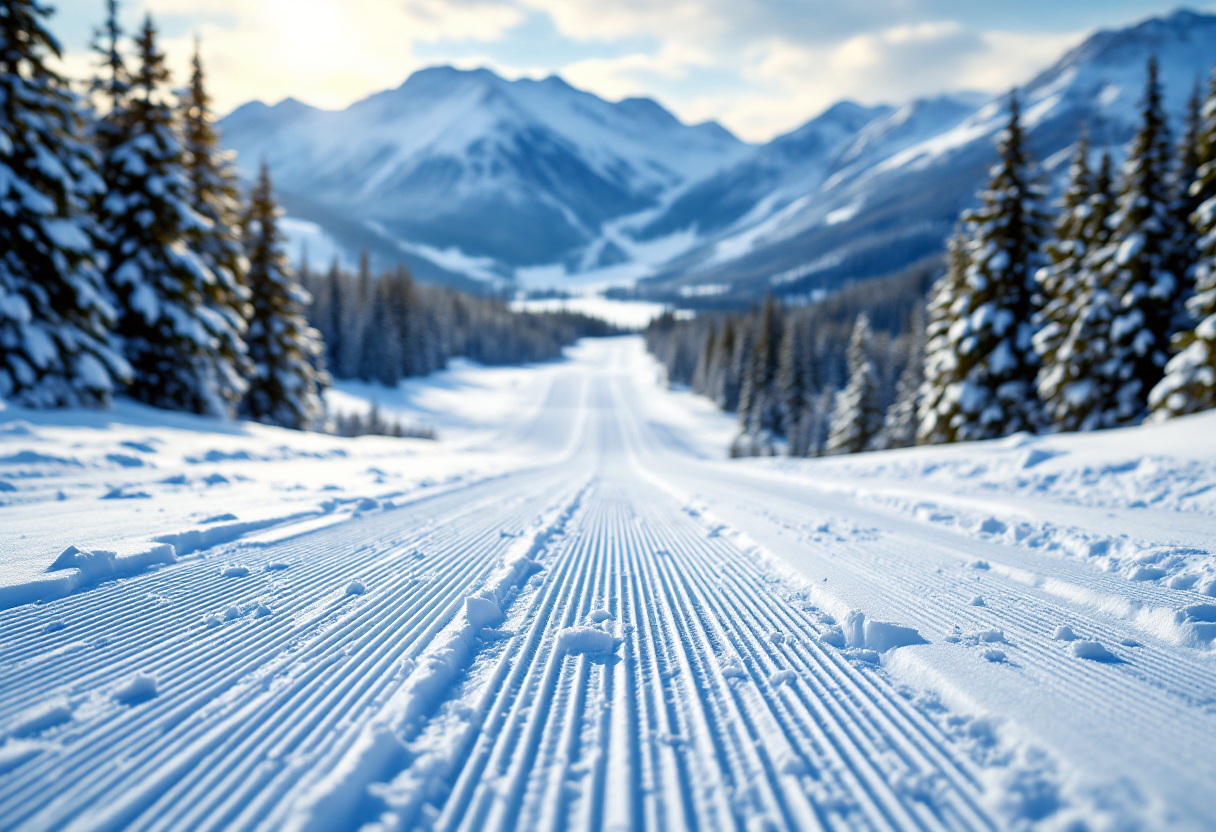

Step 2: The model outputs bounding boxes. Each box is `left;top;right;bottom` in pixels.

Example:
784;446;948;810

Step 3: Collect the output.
2;339;1215;831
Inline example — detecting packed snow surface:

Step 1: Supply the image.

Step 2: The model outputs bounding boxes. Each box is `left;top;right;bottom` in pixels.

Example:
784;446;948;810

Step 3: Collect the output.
1;337;1215;830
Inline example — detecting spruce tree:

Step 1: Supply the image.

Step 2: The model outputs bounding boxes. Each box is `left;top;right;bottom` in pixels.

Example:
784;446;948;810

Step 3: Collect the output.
875;306;926;449
1150;66;1216;419
241;163;328;429
1167;82;1204;326
712;318;739;411
180;40;251;410
916;93;1046;443
918;229;971;444
1034;137;1121;431
826;313;882;455
0;0;128;406
691;322;716;397
738;296;780;432
1088;58;1181;425
774;320;806;453
94;13;241;415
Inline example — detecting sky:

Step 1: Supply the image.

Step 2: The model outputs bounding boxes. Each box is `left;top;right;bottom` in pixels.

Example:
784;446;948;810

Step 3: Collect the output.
46;0;1213;143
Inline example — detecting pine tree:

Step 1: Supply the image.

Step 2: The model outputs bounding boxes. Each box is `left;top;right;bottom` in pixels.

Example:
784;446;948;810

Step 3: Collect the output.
691;322;716;396
918;229;970;444
1150;66;1216;419
180;39;250;412
826;313;883;455
94;13;240;415
1034;137;1121;431
875;306;926;449
1088;58;1181;425
1168;82;1204;326
241;163;328;429
774;320;805;453
916;93;1046;443
0;0;129;406
738;296;781;434
712;318;739;410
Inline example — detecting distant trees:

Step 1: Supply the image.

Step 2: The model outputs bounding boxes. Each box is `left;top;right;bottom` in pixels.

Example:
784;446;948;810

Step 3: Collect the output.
303;262;617;390
647;57;1216;458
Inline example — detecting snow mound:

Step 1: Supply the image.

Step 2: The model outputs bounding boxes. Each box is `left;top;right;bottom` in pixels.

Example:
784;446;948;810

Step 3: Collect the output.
345;579;366;596
769;669;797;687
1071;641;1119;662
556;626;620;655
588;608;614;623
843;610;928;653
113;672;158;705
1053;625;1078;641
465;594;504;629
220;565;250;578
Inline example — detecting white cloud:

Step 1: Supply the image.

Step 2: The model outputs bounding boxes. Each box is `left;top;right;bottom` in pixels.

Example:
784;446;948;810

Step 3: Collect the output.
49;0;1123;139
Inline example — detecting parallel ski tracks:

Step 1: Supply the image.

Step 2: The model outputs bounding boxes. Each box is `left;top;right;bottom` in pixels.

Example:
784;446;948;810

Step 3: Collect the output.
4;356;1215;830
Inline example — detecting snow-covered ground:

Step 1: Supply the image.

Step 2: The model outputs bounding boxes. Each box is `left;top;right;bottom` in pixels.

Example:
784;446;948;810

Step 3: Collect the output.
1;337;1214;831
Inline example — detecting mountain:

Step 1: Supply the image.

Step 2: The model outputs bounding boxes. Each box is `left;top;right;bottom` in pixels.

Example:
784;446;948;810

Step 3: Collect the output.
219;67;747;288
219;9;1216;302
637;8;1216;305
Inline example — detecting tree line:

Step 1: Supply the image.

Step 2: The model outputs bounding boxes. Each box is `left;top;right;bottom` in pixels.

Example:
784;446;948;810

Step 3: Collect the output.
1;1;611;431
648;58;1216;455
299;254;617;389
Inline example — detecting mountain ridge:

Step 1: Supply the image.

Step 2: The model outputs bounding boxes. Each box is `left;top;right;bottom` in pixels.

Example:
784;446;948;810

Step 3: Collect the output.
217;8;1216;302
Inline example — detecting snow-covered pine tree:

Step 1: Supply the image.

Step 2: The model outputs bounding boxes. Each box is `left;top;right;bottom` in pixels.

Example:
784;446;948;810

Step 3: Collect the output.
691;322;716;397
94;13;242;415
1150;66;1216;419
241;163;328;429
711;317;738;410
1167;82;1204;327
1034;134;1121;432
1033;148;1121;432
875;305;926;449
916;93;1046;443
734;295;781;455
0;0;128;406
918;229;970;444
180;41;250;407
826;313;882;455
775;319;806;455
1088;58;1181;425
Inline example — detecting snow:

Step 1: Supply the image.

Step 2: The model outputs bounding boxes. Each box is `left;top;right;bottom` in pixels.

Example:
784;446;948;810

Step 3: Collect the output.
2;336;1215;829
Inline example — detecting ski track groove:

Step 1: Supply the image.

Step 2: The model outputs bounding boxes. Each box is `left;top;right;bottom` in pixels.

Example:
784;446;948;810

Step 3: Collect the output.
3;352;1215;830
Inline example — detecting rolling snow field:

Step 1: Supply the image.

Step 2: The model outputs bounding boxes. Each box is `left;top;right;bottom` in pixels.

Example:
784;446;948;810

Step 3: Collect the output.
1;336;1214;832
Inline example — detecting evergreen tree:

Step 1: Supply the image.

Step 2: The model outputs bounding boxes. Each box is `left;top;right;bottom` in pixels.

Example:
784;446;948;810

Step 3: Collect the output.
737;295;781;439
1167;81;1204;326
774;320;806;453
358;277;402;385
916;93;1046;443
241;163;328;429
0;0;128;406
1150;66;1216;419
826;313;882;454
94;13;240;415
180;39;250;412
875;306;926;449
918;229;970;444
1088;58;1181;425
1034;139;1120;431
691;322;716;396
708;317;738;411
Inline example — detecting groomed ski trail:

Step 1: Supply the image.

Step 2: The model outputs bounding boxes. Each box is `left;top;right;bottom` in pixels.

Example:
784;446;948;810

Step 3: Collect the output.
2;338;1214;831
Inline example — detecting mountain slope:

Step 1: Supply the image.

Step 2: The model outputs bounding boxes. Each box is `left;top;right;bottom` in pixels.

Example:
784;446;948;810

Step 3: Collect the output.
219;67;747;284
638;8;1216;304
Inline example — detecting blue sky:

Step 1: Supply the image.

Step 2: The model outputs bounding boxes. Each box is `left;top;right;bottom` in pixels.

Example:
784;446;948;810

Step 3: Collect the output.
47;0;1212;141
